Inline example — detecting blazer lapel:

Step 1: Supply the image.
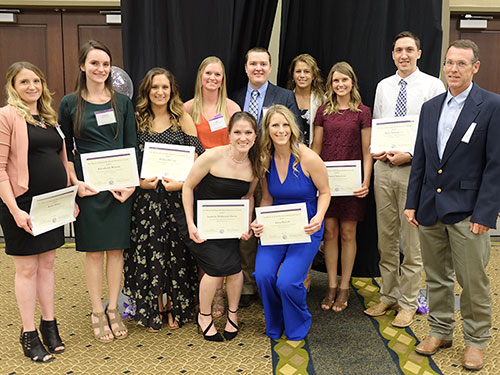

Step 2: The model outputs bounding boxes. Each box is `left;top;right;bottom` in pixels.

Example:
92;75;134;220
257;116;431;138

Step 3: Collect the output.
263;83;276;107
427;95;446;166
440;85;481;165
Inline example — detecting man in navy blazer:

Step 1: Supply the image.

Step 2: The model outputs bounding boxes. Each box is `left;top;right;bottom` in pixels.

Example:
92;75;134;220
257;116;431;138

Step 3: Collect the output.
233;47;300;128
405;40;500;371
234;47;301;308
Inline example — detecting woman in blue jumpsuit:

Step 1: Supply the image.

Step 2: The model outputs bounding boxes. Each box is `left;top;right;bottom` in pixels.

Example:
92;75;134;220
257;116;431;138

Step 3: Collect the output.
252;105;330;341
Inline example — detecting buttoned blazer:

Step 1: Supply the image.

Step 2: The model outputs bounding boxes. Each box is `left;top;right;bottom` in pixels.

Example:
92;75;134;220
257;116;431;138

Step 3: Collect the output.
233;82;301;127
406;83;500;228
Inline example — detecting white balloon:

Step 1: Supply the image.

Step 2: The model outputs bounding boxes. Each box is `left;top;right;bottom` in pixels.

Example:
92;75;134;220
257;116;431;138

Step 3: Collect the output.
111;66;134;99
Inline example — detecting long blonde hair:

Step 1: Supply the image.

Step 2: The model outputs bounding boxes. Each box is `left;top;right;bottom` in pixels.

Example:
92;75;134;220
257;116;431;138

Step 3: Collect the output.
5;61;58;127
323;61;362;115
135;68;185;134
189;56;229;124
260;105;301;177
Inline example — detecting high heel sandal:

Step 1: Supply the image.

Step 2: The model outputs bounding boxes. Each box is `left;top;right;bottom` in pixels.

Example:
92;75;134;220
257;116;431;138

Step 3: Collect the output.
39;318;65;354
163;309;179;330
105;307;128;340
196;312;223;342
20;329;55;363
91;312;114;343
223;308;239;341
212;288;225;318
321;287;337;310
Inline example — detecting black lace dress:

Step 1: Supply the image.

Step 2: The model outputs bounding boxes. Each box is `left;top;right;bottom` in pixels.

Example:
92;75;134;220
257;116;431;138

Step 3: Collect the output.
123;126;203;330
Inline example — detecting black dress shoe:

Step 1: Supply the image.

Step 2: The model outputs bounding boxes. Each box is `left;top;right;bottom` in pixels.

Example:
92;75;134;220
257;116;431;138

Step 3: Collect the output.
239;294;255;308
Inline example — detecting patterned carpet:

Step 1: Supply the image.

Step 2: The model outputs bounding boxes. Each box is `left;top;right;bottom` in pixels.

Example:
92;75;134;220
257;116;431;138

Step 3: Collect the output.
0;241;498;374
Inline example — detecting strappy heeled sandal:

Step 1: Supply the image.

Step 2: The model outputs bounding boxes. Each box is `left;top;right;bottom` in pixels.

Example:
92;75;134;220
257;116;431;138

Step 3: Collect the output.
163;309;179;330
105;307;128;339
40;318;65;353
212;288;225;318
321;287;337;310
333;288;349;312
91;312;114;343
20;329;55;363
196;312;223;342
223;308;239;341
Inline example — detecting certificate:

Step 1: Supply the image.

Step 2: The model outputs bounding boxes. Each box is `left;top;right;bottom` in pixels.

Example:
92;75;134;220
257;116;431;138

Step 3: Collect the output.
197;199;249;240
255;202;311;246
325;160;362;196
81;148;139;192
29;186;78;236
370;115;418;153
140;142;195;181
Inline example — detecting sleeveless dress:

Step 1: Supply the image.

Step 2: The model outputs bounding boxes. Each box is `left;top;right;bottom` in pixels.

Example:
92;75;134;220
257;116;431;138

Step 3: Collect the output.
1;118;67;255
123;127;203;329
254;152;323;341
195;114;229;149
58;93;137;251
313;104;372;221
181;173;250;277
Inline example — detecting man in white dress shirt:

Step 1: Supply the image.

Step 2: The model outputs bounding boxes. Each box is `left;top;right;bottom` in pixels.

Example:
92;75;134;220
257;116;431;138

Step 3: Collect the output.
364;31;445;327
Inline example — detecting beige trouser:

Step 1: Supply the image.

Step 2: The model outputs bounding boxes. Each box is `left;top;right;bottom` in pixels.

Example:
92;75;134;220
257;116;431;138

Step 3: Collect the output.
374;160;422;311
419;218;491;349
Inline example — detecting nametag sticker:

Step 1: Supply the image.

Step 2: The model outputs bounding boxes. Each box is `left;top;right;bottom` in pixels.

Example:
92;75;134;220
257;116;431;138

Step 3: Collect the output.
55;126;65;139
208;114;226;132
262;107;270;118
461;122;477;144
95;109;116;126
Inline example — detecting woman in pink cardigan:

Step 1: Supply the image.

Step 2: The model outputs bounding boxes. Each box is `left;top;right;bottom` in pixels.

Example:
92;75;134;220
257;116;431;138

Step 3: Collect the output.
0;62;76;363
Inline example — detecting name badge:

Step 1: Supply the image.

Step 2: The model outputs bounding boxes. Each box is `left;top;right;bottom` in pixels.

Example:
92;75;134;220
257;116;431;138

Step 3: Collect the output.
262;107;270;118
95;109;116;126
208;114;226;132
55;126;65;139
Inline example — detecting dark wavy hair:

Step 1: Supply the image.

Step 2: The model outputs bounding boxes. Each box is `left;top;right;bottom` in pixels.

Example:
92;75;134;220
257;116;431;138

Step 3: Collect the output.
228;112;261;178
135;67;185;133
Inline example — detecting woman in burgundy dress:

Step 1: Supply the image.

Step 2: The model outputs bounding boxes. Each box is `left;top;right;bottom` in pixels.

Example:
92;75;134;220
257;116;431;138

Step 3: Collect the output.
311;62;372;312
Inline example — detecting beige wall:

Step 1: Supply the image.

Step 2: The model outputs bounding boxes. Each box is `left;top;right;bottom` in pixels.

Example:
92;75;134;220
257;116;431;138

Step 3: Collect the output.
450;0;500;12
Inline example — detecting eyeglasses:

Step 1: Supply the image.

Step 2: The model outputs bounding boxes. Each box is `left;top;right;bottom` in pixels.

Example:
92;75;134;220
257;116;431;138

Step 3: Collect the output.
443;60;472;69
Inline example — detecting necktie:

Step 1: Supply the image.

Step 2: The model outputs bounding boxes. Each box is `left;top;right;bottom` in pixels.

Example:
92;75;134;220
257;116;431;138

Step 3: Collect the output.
395;79;407;117
248;90;259;120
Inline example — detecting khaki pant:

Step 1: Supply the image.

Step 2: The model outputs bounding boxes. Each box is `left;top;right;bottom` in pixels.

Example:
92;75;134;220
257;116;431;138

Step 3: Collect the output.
374;160;422;311
419;218;491;349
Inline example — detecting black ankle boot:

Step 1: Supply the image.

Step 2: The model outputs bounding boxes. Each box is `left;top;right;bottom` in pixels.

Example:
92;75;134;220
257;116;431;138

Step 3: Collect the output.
20;329;55;363
40;318;65;354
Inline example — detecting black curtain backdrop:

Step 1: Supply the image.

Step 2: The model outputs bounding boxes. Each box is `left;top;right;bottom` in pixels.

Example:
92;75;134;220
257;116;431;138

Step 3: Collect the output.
121;0;278;101
279;0;442;277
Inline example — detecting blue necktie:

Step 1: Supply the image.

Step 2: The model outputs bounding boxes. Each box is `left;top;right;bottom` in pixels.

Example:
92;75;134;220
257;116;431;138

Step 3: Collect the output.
395;79;407;117
248;90;259;120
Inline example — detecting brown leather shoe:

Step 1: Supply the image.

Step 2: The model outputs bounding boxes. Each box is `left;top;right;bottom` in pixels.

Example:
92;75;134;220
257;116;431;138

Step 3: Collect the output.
391;308;415;328
364;301;395;317
463;346;484;371
415;336;452;356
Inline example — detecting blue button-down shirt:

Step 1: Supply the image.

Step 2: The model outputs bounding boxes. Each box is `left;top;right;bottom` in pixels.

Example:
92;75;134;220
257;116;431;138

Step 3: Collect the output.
243;81;268;125
437;82;473;159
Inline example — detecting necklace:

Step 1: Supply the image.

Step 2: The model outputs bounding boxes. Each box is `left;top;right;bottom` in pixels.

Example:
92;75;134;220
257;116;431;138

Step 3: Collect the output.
228;146;248;164
32;115;47;128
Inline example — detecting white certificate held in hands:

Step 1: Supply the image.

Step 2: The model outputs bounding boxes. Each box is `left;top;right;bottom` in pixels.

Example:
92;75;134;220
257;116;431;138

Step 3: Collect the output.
197;199;249;240
255;202;311;246
81;148;139;192
325;160;362;196
29;185;78;236
370;115;418;154
140;142;195;181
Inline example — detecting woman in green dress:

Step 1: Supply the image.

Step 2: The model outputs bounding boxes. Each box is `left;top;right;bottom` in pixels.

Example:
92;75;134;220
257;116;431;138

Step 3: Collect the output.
58;40;137;343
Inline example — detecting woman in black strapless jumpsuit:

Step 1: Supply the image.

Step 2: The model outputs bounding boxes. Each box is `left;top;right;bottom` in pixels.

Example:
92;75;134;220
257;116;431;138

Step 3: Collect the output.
182;112;260;342
0;62;74;363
